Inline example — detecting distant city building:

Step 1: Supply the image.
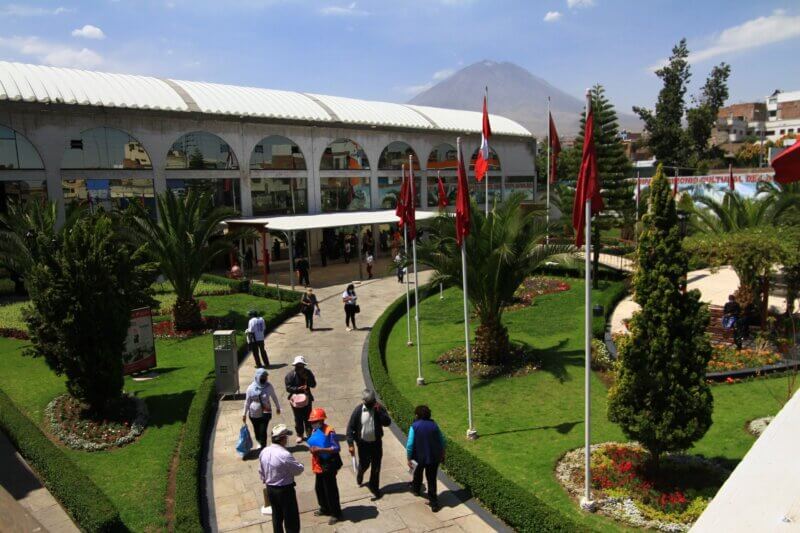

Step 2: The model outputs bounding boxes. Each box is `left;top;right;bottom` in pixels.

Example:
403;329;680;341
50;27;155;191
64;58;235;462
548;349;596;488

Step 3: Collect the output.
717;90;800;143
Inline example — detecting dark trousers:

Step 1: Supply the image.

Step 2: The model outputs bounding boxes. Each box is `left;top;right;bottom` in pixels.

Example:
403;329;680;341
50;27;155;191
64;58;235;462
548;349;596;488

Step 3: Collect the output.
356;439;383;491
412;462;440;504
367;264;373;278
344;252;351;264
249;341;268;367
303;310;314;330
267;483;300;533
291;403;313;439
314;471;342;517
299;270;309;286
345;304;357;329
397;268;404;283
249;413;271;448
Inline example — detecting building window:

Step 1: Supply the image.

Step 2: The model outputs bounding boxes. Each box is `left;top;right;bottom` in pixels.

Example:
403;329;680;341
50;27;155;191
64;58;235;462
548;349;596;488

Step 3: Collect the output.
427;143;457;171
320;139;369;170
505;176;535;201
250;136;306;170
62;178;154;213
0;125;43;170
250;177;308;216
0;180;47;213
378;175;421;209
320;177;370;212
166;178;240;209
378;142;419;170
167;132;238;170
62;127;151;170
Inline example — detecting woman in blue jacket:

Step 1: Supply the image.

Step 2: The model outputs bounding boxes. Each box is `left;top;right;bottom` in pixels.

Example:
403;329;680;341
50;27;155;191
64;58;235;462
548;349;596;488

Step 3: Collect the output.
406;405;445;512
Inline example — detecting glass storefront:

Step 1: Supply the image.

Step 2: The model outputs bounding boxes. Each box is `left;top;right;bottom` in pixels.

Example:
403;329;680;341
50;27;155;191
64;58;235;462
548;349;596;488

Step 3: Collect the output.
62;178;155;212
62;127;151;169
378;142;419;171
167;132;239;170
427;143;457;171
250;177;308;216
427;174;456;206
469;147;501;172
320;139;369;171
0;180;47;213
504;176;536;201
250;136;306;170
0;125;44;170
469;178;503;206
166;178;240;209
378;176;422;209
320;177;370;212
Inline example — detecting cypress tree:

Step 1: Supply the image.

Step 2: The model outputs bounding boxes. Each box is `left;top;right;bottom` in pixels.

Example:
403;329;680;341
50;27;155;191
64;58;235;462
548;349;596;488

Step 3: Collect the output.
607;164;713;469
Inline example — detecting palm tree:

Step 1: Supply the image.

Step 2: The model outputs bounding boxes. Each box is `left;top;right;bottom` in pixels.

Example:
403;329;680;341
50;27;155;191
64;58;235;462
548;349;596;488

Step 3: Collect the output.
690;191;773;234
128;189;251;331
415;193;574;365
757;181;800;225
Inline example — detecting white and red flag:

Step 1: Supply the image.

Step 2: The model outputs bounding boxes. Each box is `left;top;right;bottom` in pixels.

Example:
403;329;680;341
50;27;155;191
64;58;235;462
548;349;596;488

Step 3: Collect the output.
474;91;492;182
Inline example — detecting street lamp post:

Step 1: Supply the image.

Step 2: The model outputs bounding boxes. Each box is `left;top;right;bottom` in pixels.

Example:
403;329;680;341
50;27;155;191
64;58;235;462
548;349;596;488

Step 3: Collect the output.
677;208;689;294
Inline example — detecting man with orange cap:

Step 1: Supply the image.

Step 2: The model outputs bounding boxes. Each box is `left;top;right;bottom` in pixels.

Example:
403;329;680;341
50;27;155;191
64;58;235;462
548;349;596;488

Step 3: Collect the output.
306;407;343;525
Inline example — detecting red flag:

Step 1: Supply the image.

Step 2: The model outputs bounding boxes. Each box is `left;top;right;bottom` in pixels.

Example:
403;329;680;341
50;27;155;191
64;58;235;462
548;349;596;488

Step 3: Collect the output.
456;141;470;246
437;175;449;208
728;163;735;191
395;167;408;227
772;140;800;184
572;103;603;247
405;164;417;240
474;94;492;182
549;113;562;184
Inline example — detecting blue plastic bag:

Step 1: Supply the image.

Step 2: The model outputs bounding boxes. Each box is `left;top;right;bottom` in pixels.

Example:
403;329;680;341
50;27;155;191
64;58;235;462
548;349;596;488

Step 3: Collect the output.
236;424;253;457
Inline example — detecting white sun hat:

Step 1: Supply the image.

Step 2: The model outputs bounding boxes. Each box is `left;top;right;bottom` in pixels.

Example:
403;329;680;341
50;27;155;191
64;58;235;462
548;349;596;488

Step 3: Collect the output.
291;355;308;366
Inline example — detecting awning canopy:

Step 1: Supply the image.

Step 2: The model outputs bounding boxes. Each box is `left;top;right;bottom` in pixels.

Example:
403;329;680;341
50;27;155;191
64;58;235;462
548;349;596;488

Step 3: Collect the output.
224;209;440;232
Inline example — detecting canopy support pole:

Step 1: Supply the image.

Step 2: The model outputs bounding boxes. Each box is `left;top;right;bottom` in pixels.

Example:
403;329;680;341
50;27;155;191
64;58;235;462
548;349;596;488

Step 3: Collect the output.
288;230;295;291
356;225;363;281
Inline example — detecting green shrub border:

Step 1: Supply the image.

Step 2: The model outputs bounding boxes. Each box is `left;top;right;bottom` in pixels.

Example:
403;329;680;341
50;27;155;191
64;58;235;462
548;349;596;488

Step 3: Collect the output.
364;284;587;533
0;389;124;532
201;273;303;303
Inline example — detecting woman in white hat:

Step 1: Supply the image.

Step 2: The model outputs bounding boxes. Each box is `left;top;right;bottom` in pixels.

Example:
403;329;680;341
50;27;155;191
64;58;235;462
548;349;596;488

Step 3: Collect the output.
284;356;317;443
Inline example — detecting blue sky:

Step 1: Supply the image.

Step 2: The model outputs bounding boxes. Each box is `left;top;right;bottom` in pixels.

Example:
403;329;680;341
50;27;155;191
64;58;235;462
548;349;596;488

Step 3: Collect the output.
1;1;799;115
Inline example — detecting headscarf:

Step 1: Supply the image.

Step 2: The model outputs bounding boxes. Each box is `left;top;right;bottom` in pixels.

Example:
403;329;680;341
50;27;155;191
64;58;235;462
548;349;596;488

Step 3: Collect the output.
252;368;268;394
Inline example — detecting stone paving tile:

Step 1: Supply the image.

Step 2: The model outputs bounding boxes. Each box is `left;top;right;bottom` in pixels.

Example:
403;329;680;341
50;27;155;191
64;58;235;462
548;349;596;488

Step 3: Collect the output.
209;273;499;533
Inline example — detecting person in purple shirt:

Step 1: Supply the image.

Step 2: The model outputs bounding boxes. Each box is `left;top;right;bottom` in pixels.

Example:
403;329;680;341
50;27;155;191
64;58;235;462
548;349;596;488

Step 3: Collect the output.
259;424;304;533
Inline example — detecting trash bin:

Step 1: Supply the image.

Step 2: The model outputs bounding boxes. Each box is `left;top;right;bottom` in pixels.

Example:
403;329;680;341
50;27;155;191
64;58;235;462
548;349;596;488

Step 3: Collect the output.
213;330;239;395
593;304;604;317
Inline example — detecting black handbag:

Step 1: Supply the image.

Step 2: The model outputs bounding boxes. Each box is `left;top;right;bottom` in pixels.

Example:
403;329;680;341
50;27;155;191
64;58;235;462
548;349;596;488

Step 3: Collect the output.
354;305;361;314
320;452;343;473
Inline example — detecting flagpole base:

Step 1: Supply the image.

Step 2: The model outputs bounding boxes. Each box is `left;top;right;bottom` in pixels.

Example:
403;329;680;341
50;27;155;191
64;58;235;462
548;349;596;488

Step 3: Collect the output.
406;341;414;347
580;497;596;512
416;377;426;386
466;429;478;441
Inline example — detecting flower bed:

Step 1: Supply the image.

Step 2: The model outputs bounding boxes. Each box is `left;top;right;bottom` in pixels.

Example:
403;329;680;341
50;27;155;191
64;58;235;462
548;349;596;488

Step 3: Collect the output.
707;344;782;373
152;314;228;339
556;443;729;531
0;327;28;340
46;393;148;451
505;277;571;311
436;343;540;378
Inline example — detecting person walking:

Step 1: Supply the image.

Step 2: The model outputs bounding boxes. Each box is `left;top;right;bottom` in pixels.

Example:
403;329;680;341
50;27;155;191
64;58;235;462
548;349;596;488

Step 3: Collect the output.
346;390;391;500
296;257;310;287
319;241;327;267
246;310;268;368
395;253;405;283
243;368;281;450
259;424;304;533
365;252;374;279
342;283;358;331
273;238;281;261
307;408;343;525
406;405;446;512
285;356;316;443
344;238;352;264
245;247;254;270
300;288;320;331
722;294;742;348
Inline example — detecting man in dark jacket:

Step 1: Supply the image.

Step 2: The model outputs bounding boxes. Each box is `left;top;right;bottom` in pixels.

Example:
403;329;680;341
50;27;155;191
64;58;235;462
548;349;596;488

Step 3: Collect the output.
346;390;391;499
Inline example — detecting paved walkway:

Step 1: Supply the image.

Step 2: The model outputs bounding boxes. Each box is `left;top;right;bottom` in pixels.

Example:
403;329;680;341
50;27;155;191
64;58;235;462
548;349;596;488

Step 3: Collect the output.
207;273;498;532
0;430;79;533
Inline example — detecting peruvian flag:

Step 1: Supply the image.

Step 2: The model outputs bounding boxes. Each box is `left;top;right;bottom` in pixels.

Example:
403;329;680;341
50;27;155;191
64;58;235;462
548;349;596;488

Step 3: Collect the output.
474;93;492;182
772;140;800;184
572;99;603;247
395;167;408;227
728;163;735;191
437;174;449;208
405;163;417;240
549;112;561;184
456;140;471;246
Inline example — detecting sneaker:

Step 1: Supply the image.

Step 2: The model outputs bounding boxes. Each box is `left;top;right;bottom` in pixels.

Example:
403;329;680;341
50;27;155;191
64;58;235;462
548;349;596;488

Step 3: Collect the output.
296;437;304;444
260;506;272;515
356;472;363;486
346;327;352;332
430;502;440;512
313;510;329;517
328;516;342;525
370;489;383;501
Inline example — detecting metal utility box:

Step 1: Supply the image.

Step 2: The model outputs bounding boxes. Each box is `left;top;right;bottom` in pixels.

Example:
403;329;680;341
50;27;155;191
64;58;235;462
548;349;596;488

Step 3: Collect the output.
213;330;239;395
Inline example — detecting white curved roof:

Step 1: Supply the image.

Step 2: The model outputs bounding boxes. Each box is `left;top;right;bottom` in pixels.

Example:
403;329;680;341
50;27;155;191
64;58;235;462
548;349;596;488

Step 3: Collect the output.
0;61;531;137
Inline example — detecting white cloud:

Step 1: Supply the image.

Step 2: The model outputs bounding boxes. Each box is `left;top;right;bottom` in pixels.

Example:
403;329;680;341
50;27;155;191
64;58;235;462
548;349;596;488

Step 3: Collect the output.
71;25;106;40
319;2;368;16
567;0;594;8
543;11;562;22
0;4;72;16
402;68;455;95
648;10;800;71
0;36;103;69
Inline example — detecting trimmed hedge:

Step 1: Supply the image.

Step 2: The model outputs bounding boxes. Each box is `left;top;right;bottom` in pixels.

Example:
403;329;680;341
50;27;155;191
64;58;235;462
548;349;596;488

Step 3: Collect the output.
201;273;303;303
0;389;124;532
368;286;585;532
174;372;217;532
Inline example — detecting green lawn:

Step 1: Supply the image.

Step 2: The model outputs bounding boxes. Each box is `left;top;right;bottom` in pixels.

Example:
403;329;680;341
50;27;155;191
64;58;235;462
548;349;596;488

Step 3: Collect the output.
0;292;282;531
384;279;795;532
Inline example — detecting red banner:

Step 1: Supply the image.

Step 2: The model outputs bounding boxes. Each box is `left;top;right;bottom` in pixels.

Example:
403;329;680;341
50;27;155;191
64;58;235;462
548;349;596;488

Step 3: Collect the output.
636;172;775;187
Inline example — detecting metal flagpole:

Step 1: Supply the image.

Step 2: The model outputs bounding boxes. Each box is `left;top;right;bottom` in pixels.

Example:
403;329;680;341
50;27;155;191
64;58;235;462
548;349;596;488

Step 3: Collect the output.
546;96;551;244
635;170;640;221
410;155;425;386
485;87;490;216
402;163;412;347
458;136;477;440
582;89;593;509
438;170;444;300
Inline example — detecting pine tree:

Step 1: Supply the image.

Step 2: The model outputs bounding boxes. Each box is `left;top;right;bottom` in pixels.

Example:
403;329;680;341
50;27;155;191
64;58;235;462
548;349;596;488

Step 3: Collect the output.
607;164;713;469
565;85;634;284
